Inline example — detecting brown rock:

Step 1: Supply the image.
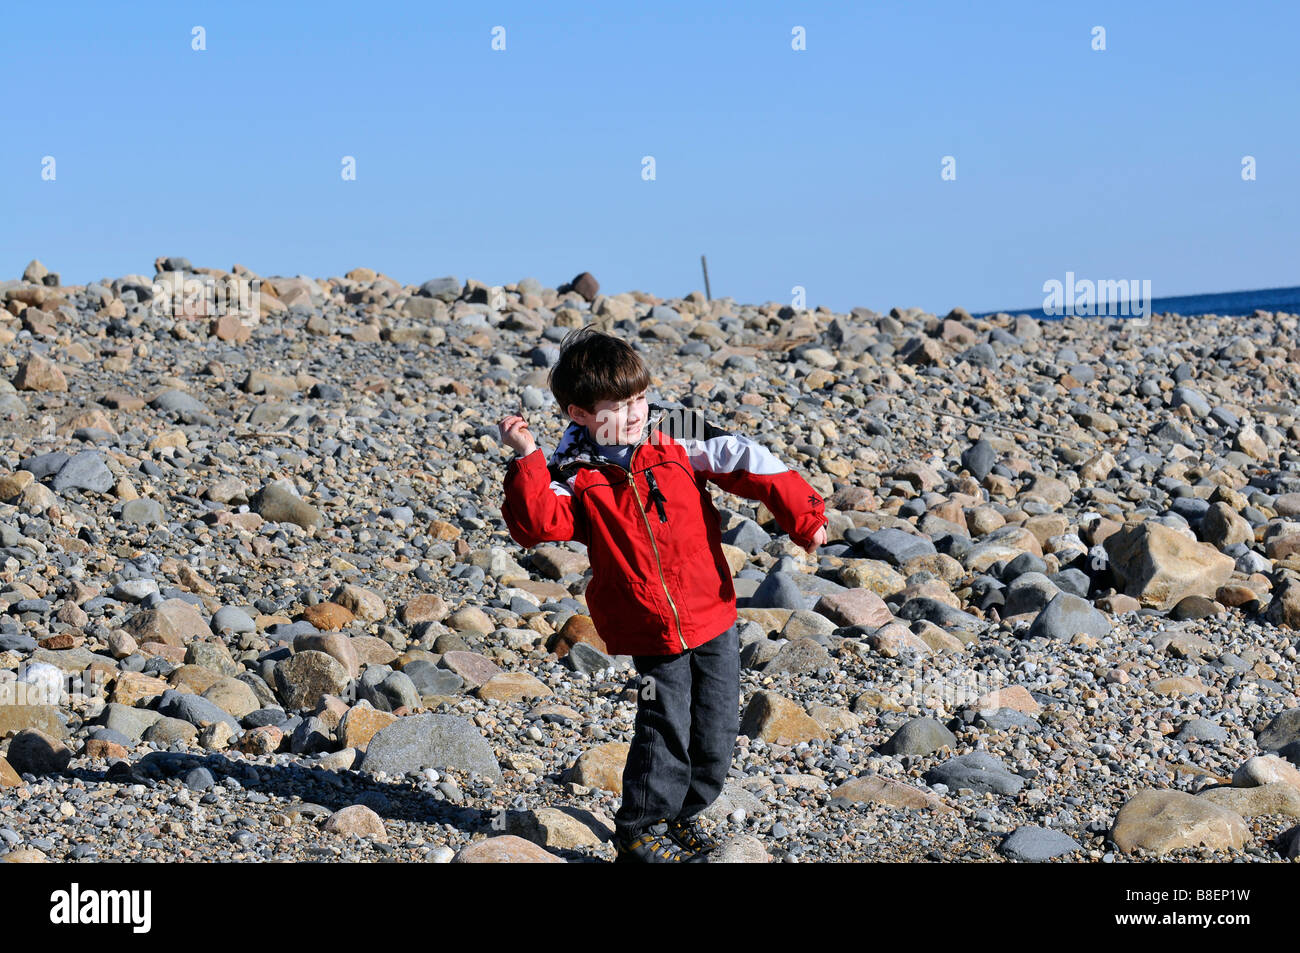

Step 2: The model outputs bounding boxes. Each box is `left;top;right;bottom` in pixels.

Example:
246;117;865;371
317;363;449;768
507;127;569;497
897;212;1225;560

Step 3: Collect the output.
1103;522;1236;611
330;584;387;623
813;588;893;629
82;738;130;760
301;601;354;631
338;704;397;751
123;599;211;647
323;804;388;842
567;742;630;793
739;691;828;745
399;594;448;625
452;834;565;863
5;728;71;774
293;632;361;679
829;774;951;812
0;757;22;787
110;671;171;706
13;353;67;391
476;671;554;703
439;650;503;690
1111;789;1250;854
569;273;599;302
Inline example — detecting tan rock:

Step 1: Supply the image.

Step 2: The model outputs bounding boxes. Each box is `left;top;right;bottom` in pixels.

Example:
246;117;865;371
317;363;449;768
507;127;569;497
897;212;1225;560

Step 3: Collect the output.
123;599;211;647
110;671;171;706
1200;783;1300;818
451;834;564;863
331;584;387;623
476;671;553;703
830;774;951;812
1104;522;1236;611
339;704;397;751
740;690;828;745
301;602;354;631
567;742;630;793
1111;789;1250;854
323;804;388;842
399;594;448;625
813;588;893;628
13;353;67;391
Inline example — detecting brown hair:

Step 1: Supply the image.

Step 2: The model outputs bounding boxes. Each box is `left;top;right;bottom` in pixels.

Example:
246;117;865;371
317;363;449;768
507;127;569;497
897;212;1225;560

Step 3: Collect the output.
548;326;652;418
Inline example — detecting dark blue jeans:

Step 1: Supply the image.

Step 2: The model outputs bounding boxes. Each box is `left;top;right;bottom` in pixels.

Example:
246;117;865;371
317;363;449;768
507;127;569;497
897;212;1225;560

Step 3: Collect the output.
614;619;741;839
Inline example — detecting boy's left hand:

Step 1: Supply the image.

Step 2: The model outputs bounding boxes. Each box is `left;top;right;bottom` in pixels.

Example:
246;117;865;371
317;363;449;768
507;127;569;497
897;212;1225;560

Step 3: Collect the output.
802;525;827;554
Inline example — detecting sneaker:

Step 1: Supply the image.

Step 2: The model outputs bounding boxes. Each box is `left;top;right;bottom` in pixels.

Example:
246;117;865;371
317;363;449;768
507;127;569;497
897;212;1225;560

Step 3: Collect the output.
614;819;705;863
667;815;719;856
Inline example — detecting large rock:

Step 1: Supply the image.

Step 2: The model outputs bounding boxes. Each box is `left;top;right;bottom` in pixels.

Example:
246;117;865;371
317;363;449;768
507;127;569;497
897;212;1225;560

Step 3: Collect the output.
323;805;388;842
0;704;67;740
249;484;323;531
1257;708;1300;752
1111;789;1250;854
1102;522;1235;611
13;353;67;392
476;671;553;703
451;834;564;863
123;599;210;647
739;691;827;745
4;729;71;774
1263;577;1300;630
275;651;350;710
829;774;948;811
360;713;502;781
330;584;387;623
1200;783;1300;818
999;826;1081;861
813;588;893;629
567;742;630;793
1025;592;1112;640
924;752;1024;795
879;717;958;756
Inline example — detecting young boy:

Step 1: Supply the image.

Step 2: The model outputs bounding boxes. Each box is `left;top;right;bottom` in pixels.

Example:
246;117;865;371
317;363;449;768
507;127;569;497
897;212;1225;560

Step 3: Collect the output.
498;327;828;862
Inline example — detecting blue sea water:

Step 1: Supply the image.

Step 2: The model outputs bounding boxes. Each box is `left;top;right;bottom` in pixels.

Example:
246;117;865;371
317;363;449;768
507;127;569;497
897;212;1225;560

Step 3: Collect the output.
973;284;1300;322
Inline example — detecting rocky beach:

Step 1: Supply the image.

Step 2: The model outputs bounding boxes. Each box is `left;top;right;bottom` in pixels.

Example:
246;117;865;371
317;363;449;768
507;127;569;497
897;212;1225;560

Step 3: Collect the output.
1;258;1299;863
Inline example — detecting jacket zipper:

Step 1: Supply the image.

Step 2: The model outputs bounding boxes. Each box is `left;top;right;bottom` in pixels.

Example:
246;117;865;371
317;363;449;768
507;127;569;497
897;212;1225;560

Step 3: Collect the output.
610;438;688;652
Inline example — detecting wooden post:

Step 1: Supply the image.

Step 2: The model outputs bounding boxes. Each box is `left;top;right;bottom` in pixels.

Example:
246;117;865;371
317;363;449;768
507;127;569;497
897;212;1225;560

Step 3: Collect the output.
700;255;711;301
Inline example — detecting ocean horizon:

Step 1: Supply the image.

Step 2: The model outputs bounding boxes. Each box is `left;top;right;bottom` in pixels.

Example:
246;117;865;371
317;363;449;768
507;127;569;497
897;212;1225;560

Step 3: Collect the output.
972;284;1300;322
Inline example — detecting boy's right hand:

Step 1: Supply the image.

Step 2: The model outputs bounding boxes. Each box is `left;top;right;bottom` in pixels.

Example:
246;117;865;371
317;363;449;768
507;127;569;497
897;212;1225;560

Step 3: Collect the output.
498;414;537;457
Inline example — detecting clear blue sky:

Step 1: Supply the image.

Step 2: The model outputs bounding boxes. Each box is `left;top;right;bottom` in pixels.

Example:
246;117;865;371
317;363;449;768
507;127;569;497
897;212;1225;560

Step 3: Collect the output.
3;1;1296;315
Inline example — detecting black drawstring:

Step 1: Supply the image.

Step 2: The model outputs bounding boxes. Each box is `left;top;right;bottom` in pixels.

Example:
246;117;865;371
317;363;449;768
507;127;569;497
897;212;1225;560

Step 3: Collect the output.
644;470;668;522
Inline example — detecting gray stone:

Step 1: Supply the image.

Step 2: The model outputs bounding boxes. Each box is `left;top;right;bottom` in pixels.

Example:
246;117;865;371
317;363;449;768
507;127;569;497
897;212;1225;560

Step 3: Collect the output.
120;498;165;525
564;641;613;675
51;452;114;494
155;689;241;731
763;637;832;676
924;751;1024;795
249;484;323;531
880;717;958;756
360;713;502;781
100;703;162;741
1025;592;1112;640
999;825;1081;861
1258;709;1300;752
856;528;937;566
749;572;808;611
211;606;257;635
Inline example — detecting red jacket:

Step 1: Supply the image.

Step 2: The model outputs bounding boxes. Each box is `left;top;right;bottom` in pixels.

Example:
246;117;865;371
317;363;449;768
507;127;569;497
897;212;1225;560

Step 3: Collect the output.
501;403;828;657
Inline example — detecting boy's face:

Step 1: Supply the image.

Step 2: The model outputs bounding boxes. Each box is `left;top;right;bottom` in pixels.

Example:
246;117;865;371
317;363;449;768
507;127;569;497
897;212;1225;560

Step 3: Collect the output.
569;389;648;445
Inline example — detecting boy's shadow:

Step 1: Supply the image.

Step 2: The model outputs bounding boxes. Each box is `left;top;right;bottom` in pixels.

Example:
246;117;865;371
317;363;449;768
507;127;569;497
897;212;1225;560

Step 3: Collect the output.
60;753;607;862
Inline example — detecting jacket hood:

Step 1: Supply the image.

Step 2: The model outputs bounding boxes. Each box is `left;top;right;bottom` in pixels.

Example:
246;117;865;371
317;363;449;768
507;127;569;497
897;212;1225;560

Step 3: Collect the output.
549;401;674;475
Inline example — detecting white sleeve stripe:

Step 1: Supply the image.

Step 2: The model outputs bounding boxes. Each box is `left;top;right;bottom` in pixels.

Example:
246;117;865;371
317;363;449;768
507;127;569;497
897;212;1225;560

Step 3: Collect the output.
676;435;788;477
